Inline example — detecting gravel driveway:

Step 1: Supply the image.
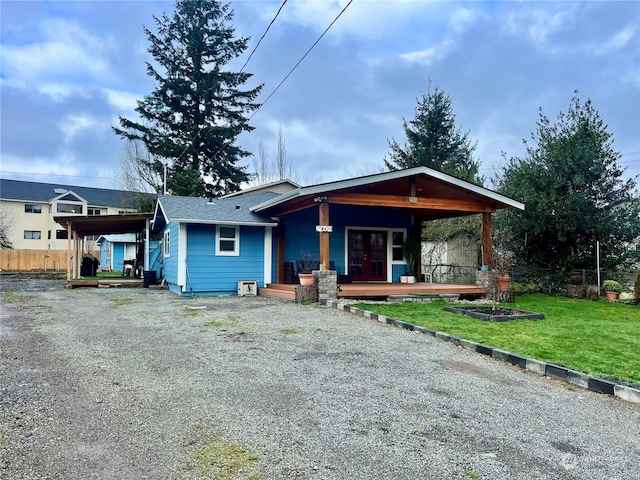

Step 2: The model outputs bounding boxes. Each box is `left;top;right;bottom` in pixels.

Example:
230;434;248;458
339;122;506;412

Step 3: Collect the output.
1;278;639;479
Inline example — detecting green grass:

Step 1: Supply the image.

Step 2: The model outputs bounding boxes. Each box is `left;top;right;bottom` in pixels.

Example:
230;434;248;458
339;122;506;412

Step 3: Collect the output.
280;328;300;334
180;426;260;479
354;294;640;386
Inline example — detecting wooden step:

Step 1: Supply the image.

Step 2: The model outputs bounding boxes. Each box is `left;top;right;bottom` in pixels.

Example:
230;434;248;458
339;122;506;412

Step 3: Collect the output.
258;283;296;300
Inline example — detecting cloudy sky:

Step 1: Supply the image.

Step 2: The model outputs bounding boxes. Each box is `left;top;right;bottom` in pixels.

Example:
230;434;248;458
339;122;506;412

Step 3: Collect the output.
1;0;639;193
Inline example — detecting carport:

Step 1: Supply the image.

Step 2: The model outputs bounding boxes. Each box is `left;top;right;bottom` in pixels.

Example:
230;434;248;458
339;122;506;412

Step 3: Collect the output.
54;214;153;284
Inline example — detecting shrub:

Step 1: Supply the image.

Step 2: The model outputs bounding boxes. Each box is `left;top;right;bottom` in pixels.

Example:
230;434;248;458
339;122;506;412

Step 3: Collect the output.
602;279;621;293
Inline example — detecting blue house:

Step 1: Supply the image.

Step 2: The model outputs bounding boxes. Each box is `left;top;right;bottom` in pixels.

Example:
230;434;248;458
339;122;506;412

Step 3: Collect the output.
151;168;524;297
97;234;137;272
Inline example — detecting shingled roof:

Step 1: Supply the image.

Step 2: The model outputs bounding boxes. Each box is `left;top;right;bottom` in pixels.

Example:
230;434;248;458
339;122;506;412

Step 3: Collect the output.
153;191;279;230
0;178;154;209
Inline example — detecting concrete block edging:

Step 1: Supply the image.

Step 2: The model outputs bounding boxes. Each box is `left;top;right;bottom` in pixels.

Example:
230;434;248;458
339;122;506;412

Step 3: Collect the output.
321;299;640;404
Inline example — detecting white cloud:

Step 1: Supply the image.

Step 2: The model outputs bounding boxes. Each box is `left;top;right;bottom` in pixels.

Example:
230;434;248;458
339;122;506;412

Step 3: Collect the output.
1;18;114;91
595;24;637;55
58;113;106;144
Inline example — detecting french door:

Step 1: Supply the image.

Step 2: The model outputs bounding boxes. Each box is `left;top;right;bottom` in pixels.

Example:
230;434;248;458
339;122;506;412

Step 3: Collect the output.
348;230;387;281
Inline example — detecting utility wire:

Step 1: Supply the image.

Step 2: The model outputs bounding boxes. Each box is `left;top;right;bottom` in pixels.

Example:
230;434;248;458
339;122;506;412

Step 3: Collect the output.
239;0;288;73
248;0;354;122
208;0;355;162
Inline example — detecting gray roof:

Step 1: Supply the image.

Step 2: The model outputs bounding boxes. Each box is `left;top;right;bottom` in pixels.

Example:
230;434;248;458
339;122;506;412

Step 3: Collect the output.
154;191;279;228
0;178;155;209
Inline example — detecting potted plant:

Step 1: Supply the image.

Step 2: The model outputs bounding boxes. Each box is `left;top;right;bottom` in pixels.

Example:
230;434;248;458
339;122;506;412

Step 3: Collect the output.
602;279;621;302
491;228;514;292
400;238;421;283
297;251;317;287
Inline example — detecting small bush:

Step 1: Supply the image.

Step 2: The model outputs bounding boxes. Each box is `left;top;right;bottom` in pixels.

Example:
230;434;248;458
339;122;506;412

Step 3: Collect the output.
602;279;621;293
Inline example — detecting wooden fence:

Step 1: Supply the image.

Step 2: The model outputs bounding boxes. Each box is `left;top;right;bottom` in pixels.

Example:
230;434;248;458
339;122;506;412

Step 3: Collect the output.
0;249;99;271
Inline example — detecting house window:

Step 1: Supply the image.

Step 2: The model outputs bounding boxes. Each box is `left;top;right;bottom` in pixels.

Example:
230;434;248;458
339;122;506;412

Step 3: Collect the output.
57;203;83;214
391;231;405;261
56;230;69;240
25;204;42;214
88;208;101;216
216;225;239;256
163;230;170;257
24;230;41;240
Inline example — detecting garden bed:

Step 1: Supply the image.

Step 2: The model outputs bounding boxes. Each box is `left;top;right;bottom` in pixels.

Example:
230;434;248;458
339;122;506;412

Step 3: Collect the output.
443;305;545;321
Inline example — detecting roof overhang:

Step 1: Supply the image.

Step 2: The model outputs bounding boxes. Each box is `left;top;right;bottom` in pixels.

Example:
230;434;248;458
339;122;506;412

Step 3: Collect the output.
251;167;524;219
54;214;152;237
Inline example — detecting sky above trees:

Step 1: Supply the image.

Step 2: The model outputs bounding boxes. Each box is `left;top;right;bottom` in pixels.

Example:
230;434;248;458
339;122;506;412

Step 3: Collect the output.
1;0;638;190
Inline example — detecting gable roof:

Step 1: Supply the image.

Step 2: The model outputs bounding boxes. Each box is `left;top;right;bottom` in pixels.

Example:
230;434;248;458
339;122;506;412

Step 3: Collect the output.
96;234;137;244
220;179;300;198
153;191;279;230
251;166;524;218
0;178;154;209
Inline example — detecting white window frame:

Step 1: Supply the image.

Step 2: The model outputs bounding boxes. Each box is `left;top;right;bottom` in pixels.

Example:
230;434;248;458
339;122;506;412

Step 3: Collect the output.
24;230;42;240
163;230;170;257
216;225;239;256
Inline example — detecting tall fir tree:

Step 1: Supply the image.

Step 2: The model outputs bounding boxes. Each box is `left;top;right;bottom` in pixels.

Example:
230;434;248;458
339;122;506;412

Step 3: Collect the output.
113;0;262;197
496;91;640;273
385;84;481;184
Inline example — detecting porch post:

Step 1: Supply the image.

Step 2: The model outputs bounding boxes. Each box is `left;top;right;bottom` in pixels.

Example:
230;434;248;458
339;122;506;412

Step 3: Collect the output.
277;217;285;283
319;201;330;270
66;222;72;281
412;218;422;282
482;211;492;268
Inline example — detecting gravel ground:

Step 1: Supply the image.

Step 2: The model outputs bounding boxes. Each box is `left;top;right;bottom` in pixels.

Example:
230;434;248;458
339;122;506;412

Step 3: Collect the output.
1;277;639;479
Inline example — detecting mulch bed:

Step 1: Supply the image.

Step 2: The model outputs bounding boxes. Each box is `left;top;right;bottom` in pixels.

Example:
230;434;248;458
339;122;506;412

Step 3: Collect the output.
443;305;545;321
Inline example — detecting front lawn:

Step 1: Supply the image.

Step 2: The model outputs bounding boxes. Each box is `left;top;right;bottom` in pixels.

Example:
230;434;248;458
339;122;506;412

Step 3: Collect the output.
353;294;640;387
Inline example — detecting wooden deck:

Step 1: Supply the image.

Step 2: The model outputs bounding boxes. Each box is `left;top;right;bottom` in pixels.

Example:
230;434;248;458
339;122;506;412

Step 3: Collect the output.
66;279;145;288
259;282;487;301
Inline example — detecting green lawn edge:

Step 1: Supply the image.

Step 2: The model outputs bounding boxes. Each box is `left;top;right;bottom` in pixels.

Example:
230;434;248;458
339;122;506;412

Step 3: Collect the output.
353;294;640;387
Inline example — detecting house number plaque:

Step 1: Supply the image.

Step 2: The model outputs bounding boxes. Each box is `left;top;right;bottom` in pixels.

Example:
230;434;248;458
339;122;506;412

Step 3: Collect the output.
315;225;333;233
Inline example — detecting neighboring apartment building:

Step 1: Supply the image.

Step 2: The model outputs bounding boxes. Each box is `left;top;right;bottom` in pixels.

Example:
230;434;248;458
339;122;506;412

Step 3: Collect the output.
0;178;152;251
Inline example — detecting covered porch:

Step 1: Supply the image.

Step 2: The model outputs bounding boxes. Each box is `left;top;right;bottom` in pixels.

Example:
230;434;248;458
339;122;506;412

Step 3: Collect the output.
251;167;524;301
259;281;487;301
54;213;153;288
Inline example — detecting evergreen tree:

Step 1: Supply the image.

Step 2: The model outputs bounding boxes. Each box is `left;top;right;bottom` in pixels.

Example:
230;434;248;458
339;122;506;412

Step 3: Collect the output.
496;91;640;273
114;0;262;197
385;83;481;184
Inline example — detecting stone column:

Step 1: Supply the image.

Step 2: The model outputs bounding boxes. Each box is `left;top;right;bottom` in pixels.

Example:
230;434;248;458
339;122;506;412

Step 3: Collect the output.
315;269;337;301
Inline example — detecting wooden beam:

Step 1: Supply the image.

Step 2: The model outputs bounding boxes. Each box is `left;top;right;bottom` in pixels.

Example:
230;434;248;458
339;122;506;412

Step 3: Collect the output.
482;211;492;268
277;217;285;284
329;193;493;213
66;221;72;281
319;202;330;270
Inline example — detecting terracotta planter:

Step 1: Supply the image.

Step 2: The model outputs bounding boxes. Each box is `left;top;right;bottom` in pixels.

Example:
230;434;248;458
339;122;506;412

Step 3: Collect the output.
298;273;315;287
496;275;511;292
570;271;583;285
605;291;619;302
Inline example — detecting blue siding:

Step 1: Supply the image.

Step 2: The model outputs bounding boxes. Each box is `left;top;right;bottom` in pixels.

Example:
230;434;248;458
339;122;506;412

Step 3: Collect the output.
283;205;413;275
163;223;180;286
148;241;162;277
113;244;125;272
99;241;109;269
182;224;265;295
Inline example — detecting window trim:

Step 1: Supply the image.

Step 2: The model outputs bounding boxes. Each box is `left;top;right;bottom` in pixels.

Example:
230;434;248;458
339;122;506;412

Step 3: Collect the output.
391;230;407;264
24;230;42;240
216;225;239;256
25;204;42;214
163;230;170;257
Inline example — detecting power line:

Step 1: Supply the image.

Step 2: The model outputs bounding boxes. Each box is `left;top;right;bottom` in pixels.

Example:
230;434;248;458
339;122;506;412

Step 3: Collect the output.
248;0;354;122
239;0;288;73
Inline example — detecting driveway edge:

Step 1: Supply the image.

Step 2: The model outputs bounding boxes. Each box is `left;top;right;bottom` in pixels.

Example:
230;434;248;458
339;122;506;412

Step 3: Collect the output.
321;300;640;404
